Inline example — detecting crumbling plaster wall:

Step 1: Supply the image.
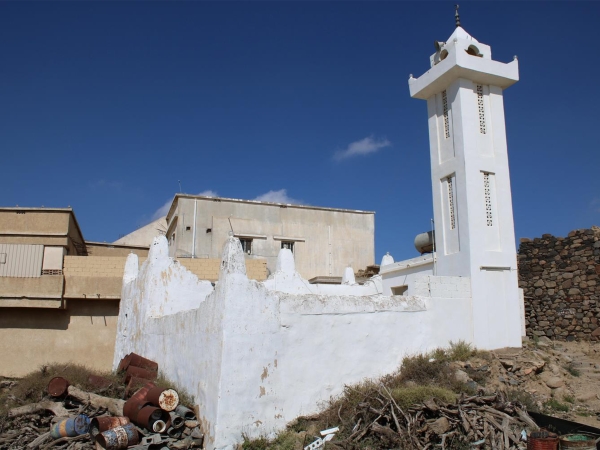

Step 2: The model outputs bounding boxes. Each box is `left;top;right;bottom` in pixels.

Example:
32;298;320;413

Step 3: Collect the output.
114;235;473;450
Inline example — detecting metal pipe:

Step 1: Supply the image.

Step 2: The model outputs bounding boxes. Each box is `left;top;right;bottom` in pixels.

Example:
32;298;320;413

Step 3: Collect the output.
192;200;197;258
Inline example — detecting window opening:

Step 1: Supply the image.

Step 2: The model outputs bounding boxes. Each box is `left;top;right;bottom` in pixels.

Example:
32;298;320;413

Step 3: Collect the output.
281;241;294;253
240;238;253;255
0;253;6;264
447;176;456;230
442;90;450;139
391;285;408;296
483;173;493;226
477;85;486;134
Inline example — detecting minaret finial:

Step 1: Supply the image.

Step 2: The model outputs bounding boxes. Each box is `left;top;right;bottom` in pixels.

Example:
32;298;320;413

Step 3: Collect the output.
455;4;461;28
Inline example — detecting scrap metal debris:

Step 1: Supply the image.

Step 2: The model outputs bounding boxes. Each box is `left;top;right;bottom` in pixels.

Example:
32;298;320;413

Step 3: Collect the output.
0;353;203;450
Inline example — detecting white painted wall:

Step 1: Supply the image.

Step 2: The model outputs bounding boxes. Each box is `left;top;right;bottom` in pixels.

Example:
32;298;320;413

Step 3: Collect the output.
114;236;474;450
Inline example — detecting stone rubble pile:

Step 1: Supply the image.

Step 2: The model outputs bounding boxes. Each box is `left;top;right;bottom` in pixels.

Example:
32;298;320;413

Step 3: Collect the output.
518;227;600;341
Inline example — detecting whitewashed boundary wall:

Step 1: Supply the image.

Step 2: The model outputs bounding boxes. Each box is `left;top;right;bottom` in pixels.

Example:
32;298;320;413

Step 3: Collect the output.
114;235;473;450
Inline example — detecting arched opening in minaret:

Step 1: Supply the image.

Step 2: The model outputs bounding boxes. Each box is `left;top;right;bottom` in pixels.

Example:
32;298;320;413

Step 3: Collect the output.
466;45;482;57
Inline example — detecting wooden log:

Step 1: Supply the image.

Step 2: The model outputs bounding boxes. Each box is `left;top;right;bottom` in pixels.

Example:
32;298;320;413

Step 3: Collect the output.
67;386;125;417
8;401;69;418
28;432;51;449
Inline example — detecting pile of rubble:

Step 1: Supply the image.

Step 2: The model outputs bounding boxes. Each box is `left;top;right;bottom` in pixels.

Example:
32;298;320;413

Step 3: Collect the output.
0;353;202;450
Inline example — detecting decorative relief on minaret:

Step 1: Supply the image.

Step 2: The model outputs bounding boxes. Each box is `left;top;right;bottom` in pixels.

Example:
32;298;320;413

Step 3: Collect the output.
442;90;450;138
483;172;493;226
448;176;456;230
477;85;486;134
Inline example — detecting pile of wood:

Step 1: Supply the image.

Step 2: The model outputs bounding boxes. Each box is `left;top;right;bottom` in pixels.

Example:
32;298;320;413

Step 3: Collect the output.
332;389;538;450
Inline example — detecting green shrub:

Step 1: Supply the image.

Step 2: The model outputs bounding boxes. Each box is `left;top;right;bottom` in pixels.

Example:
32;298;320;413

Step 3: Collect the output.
448;340;476;361
544;398;569;412
390;385;457;410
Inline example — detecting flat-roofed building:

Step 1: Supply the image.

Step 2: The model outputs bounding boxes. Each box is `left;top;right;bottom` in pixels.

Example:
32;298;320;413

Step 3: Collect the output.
158;194;375;280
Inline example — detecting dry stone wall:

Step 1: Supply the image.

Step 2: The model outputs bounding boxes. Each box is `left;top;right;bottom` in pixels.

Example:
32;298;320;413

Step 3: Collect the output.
518;227;600;341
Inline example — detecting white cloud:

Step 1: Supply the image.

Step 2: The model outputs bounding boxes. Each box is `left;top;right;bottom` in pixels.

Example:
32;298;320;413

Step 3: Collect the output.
151;198;172;221
254;189;302;205
151;190;219;220
334;135;391;161
198;190;218;198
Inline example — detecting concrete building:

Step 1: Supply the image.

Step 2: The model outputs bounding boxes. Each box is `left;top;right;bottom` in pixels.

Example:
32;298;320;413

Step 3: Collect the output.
0;206;267;377
161;194;375;280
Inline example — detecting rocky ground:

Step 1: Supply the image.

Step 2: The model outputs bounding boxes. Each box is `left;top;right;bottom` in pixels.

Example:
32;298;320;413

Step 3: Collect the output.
455;337;600;427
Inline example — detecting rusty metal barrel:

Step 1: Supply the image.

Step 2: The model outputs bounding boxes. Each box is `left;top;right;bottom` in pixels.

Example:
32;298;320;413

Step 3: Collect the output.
89;416;130;439
128;353;159;372
123;382;157;422
125;365;157;382
136;405;170;431
147;386;179;412
47;377;70;397
50;415;90;439
95;423;139;450
527;430;559;450
558;433;600;449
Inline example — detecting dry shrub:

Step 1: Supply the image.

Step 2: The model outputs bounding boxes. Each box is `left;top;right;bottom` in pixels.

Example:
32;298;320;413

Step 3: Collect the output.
448;340;477;361
390;385;456;410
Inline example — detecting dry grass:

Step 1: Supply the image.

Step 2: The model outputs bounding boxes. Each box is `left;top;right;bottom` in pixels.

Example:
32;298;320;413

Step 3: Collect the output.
0;363;123;416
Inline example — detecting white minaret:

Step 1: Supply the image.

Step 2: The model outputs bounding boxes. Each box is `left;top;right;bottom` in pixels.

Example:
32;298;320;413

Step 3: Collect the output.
409;12;522;349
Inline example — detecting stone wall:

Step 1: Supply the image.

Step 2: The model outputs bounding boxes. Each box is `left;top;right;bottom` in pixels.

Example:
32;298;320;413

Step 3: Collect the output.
518;227;600;341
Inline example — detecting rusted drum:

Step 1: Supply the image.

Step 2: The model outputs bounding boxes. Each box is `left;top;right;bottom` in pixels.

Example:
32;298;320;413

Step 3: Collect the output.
128;353;159;372
47;377;70;397
174;404;196;420
123;399;152;423
117;353;132;372
528;430;559;450
89;416;130;439
136;405;170;431
147;386;179;412
125;376;149;398
50;415;90;438
95;422;139;450
559;433;600;449
125;365;157;382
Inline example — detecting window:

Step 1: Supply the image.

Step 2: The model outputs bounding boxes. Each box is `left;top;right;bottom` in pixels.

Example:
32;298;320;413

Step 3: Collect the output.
281;241;294;253
391;285;408;296
0;253;6;264
240;238;252;255
442;90;450;139
185;226;191;231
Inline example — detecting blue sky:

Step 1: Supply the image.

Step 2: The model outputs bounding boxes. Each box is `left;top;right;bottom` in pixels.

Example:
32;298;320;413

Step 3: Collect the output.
2;2;599;264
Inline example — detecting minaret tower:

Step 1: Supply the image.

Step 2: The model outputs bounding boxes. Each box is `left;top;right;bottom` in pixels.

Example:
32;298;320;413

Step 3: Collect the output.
409;9;522;349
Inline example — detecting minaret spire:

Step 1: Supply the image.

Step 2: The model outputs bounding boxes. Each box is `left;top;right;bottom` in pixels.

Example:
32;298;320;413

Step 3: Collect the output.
455;4;461;28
